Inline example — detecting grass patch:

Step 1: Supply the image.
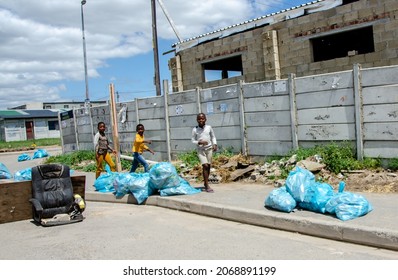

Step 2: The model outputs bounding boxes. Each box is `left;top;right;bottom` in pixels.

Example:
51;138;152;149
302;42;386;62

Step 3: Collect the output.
44;149;132;172
282;141;382;174
0;138;61;149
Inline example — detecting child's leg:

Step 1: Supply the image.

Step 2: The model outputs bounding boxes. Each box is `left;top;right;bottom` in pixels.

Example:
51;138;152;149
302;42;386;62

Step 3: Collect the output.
204;149;214;192
104;153;116;172
96;154;104;179
130;152;140;172
202;163;210;188
197;149;214;192
133;152;150;172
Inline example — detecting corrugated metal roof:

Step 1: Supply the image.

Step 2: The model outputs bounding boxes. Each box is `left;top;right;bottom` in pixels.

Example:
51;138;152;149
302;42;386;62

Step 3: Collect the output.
0;109;64;120
172;0;343;52
0;110;27;117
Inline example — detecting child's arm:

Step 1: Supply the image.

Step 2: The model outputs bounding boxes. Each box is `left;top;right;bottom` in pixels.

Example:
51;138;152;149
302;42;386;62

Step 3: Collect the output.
146;147;155;155
107;143;117;154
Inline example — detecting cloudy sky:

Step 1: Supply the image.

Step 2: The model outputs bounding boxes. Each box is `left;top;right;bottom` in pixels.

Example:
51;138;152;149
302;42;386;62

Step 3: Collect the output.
0;0;311;110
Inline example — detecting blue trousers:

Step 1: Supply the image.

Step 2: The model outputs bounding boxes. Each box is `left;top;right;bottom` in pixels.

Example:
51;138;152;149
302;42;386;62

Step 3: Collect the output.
130;152;149;173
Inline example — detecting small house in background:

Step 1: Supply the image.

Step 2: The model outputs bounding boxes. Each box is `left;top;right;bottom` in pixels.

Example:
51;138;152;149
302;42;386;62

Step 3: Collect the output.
0;101;107;142
0;109;62;142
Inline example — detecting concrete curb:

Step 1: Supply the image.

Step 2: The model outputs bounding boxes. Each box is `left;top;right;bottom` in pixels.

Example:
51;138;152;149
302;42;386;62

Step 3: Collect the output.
85;191;398;251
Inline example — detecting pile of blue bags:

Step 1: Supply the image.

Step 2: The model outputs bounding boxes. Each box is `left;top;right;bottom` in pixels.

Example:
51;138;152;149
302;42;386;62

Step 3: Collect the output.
0;162;12;179
94;162;200;204
17;149;49;162
264;166;373;221
0;163;32;181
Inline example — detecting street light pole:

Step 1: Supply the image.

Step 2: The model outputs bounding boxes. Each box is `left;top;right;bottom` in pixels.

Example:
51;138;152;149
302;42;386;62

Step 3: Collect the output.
151;0;161;96
80;0;90;113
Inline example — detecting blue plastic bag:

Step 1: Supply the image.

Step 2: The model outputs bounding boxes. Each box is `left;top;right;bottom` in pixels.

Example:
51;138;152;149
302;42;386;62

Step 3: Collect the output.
18;154;31;162
14;167;32;181
32;149;49;159
264;186;297;213
148;162;180;190
285;166;315;202
0;162;12;179
298;182;334;213
113;172;151;203
160;178;201;196
146;162;201;197
325;182;373;221
94;172;117;193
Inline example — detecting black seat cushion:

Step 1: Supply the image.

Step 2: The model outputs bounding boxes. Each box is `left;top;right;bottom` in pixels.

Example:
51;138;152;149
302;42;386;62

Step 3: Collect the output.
31;164;74;220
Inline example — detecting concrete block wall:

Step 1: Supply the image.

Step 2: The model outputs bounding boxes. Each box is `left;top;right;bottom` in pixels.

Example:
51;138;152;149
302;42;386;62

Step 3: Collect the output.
170;0;398;92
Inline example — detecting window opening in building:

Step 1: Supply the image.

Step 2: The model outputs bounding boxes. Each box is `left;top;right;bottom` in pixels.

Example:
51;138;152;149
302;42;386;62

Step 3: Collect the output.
342;0;359;5
203;55;243;82
64;105;69;109
311;26;374;62
48;120;59;131
45;105;52;109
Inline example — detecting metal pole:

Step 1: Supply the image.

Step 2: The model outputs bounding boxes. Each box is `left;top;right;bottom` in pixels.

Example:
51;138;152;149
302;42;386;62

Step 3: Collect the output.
81;0;90;113
151;0;161;96
109;83;122;171
156;0;182;42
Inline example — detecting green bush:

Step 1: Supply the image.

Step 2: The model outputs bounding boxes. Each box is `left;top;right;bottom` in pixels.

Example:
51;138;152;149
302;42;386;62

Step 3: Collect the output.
214;146;235;159
388;158;398;171
45;150;94;168
275;142;381;174
176;150;200;168
176;147;235;170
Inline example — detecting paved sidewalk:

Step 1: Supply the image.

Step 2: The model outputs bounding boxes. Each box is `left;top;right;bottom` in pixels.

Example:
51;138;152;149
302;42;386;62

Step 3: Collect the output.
80;171;398;251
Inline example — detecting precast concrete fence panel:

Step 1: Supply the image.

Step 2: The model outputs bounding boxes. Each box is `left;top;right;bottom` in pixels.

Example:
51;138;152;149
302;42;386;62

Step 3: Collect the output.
59;64;398;162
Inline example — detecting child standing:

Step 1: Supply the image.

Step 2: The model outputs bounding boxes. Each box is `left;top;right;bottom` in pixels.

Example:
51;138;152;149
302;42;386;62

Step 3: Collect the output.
191;113;218;193
94;122;117;179
130;124;154;173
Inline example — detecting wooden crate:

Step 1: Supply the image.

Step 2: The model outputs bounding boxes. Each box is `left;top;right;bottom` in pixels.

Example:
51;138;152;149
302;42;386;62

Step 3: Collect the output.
0;175;86;224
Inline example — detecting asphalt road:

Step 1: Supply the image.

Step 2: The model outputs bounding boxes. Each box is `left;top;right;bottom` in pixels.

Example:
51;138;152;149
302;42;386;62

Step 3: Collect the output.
0;201;397;260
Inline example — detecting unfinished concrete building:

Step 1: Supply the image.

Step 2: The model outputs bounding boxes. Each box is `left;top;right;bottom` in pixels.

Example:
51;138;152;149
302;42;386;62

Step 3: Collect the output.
168;0;398;92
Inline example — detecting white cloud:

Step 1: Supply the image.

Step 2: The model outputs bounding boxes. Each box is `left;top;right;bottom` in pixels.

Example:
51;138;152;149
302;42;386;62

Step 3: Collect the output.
0;0;289;109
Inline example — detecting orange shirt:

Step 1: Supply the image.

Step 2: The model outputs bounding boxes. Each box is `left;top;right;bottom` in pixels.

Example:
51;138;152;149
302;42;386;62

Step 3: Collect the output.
132;133;148;153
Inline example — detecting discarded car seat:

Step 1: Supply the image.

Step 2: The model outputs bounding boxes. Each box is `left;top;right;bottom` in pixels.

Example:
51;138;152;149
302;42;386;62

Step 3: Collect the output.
29;164;84;226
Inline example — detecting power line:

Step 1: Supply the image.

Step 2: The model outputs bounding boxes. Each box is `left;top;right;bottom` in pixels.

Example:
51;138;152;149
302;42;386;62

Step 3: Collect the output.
253;0;310;11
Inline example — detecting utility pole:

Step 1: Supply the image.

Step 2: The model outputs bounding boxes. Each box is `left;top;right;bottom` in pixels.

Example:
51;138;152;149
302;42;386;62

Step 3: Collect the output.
80;0;90;114
151;0;161;96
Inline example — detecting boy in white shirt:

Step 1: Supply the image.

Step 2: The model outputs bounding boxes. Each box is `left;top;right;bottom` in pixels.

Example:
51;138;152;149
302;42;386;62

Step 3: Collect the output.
191;113;218;193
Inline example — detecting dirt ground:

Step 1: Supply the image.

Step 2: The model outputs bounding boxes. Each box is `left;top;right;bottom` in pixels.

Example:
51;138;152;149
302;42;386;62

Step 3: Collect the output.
320;169;398;193
182;154;398;194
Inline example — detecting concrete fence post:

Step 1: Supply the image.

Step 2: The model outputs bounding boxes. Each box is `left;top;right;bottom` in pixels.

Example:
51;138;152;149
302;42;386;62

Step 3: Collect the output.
353;63;364;161
195;86;201;113
134;98;140;125
163;79;172;162
288;73;298;150
238;80;247;156
73;108;80;151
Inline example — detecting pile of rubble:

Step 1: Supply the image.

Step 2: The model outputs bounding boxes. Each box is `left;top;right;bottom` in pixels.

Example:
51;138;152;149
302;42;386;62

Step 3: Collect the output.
179;154;398;193
0;146;35;153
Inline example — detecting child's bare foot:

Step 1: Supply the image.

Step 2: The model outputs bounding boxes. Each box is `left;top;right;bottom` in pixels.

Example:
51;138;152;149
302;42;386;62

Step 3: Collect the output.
204;187;214;193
